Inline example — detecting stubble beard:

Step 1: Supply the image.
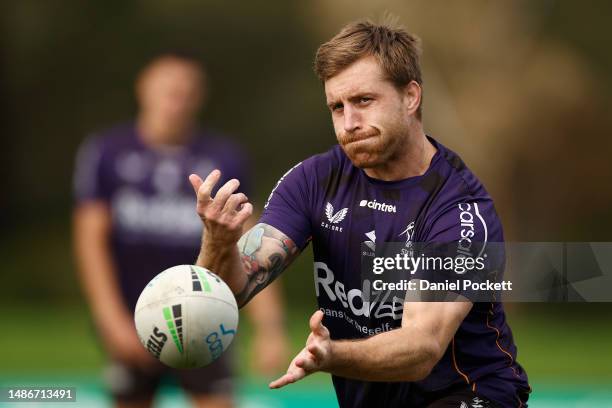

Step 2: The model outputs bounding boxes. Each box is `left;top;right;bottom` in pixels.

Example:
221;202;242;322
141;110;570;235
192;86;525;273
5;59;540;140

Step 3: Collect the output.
338;121;408;170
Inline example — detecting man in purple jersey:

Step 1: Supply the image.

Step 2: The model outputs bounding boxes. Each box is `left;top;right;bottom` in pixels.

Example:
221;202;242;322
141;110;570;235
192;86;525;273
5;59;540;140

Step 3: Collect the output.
73;52;289;408
188;21;530;407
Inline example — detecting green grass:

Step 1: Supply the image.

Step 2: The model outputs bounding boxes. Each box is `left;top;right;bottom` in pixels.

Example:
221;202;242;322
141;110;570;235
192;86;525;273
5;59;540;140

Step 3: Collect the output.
1;303;611;408
2;303;611;381
505;304;612;383
0;304;103;374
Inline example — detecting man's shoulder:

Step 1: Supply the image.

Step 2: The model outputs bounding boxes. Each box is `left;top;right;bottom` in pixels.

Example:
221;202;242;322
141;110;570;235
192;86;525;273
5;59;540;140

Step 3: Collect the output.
263;145;348;205
429;137;492;205
419;137;502;240
299;144;350;175
84;122;138;155
190;128;245;153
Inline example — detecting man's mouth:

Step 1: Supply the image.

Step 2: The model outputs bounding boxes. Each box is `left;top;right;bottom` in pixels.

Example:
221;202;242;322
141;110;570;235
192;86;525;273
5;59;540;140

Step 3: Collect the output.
341;132;378;145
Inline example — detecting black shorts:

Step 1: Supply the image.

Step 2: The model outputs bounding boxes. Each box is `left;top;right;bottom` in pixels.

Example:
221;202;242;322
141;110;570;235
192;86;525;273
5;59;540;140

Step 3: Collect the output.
103;349;234;402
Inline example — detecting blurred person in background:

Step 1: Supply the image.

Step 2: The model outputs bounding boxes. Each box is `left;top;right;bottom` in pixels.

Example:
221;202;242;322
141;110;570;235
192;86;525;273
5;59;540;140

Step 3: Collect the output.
72;52;289;408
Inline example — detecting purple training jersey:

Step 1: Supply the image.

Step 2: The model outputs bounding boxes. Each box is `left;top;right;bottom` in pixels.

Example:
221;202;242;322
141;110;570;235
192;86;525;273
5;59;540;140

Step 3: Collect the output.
73;122;250;309
260;136;530;407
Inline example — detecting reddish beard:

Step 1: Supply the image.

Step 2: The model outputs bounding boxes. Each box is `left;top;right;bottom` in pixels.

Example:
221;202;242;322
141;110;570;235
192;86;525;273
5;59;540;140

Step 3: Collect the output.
337;128;389;168
337;128;379;145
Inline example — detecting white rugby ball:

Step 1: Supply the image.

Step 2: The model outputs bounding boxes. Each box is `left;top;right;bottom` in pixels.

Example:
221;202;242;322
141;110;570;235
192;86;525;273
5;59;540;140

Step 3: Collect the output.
134;265;238;368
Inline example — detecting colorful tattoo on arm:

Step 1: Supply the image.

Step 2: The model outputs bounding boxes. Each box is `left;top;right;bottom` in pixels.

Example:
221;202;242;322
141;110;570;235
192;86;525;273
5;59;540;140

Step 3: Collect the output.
235;223;299;306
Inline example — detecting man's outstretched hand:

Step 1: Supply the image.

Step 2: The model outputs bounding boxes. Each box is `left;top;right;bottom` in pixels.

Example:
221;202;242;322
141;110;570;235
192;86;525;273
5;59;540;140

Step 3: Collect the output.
269;310;332;389
189;170;253;247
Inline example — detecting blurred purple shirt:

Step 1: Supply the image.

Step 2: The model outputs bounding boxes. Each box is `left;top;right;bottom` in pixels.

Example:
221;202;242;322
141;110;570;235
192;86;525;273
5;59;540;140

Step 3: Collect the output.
73;122;250;309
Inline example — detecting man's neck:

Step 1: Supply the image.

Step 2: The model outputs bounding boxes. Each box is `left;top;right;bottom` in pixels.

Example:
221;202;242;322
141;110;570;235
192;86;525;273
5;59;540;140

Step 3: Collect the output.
363;127;437;181
136;114;194;148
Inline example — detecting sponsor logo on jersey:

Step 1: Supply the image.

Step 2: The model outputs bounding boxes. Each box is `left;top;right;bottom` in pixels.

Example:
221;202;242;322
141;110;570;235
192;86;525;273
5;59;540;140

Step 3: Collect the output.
362;230;376;257
457;202;488;258
359;199;397;213
364;230;376;251
113;187;202;240
146;326;168;359
314;262;404;321
321;202;348;232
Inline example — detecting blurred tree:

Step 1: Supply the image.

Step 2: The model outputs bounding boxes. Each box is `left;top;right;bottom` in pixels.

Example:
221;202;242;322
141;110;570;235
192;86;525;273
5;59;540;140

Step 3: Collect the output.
1;0;611;303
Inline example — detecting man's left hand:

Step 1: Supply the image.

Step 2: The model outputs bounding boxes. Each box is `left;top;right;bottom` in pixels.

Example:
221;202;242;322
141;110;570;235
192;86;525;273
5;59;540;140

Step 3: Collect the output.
269;310;331;389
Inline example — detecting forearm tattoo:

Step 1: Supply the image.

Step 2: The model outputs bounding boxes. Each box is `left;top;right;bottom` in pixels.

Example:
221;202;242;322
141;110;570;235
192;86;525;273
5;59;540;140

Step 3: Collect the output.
235;223;299;306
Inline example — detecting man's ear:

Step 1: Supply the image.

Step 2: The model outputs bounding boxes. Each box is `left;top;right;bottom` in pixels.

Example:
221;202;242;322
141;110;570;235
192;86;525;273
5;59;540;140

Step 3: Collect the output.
401;80;422;117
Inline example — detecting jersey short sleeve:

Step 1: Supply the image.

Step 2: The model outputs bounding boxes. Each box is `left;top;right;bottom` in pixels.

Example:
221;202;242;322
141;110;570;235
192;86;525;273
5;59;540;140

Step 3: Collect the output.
412;198;504;302
259;161;312;249
73;135;110;204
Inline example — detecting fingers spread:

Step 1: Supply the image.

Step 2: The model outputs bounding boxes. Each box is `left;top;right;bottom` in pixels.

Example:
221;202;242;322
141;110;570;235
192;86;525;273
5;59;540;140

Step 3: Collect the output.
194;170;221;212
202;169;221;188
234;202;253;226
198;170;222;201
209;178;240;213
188;174;203;194
224;193;249;213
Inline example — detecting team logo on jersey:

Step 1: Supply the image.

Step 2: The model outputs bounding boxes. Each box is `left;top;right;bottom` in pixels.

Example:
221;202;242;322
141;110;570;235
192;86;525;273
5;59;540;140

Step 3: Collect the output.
116;151;149;183
321;202;348;232
359;199;396;213
399;221;415;256
153;159;181;194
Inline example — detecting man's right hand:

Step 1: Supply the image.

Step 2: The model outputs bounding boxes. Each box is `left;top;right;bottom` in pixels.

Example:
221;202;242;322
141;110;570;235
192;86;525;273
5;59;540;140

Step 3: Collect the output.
189;170;253;247
73;202;161;372
189;171;298;307
102;315;158;371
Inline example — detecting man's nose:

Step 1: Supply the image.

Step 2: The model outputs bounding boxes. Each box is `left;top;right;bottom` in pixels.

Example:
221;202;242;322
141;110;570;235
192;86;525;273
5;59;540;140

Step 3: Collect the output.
343;106;361;133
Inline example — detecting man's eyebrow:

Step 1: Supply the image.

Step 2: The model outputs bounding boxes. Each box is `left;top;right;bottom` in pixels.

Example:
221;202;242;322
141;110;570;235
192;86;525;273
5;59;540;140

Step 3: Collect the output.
326;99;341;109
326;90;379;108
348;92;375;101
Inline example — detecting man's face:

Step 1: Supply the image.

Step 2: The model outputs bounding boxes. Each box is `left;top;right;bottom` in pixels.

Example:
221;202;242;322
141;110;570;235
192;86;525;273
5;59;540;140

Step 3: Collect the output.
324;56;411;169
138;58;203;132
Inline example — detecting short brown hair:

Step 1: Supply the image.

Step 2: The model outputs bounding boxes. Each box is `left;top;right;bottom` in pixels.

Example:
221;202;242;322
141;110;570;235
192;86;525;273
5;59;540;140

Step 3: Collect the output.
314;20;423;118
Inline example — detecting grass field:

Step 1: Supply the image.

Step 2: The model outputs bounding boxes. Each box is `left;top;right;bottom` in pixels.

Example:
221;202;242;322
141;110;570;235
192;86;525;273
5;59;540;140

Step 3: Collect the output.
1;303;611;407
